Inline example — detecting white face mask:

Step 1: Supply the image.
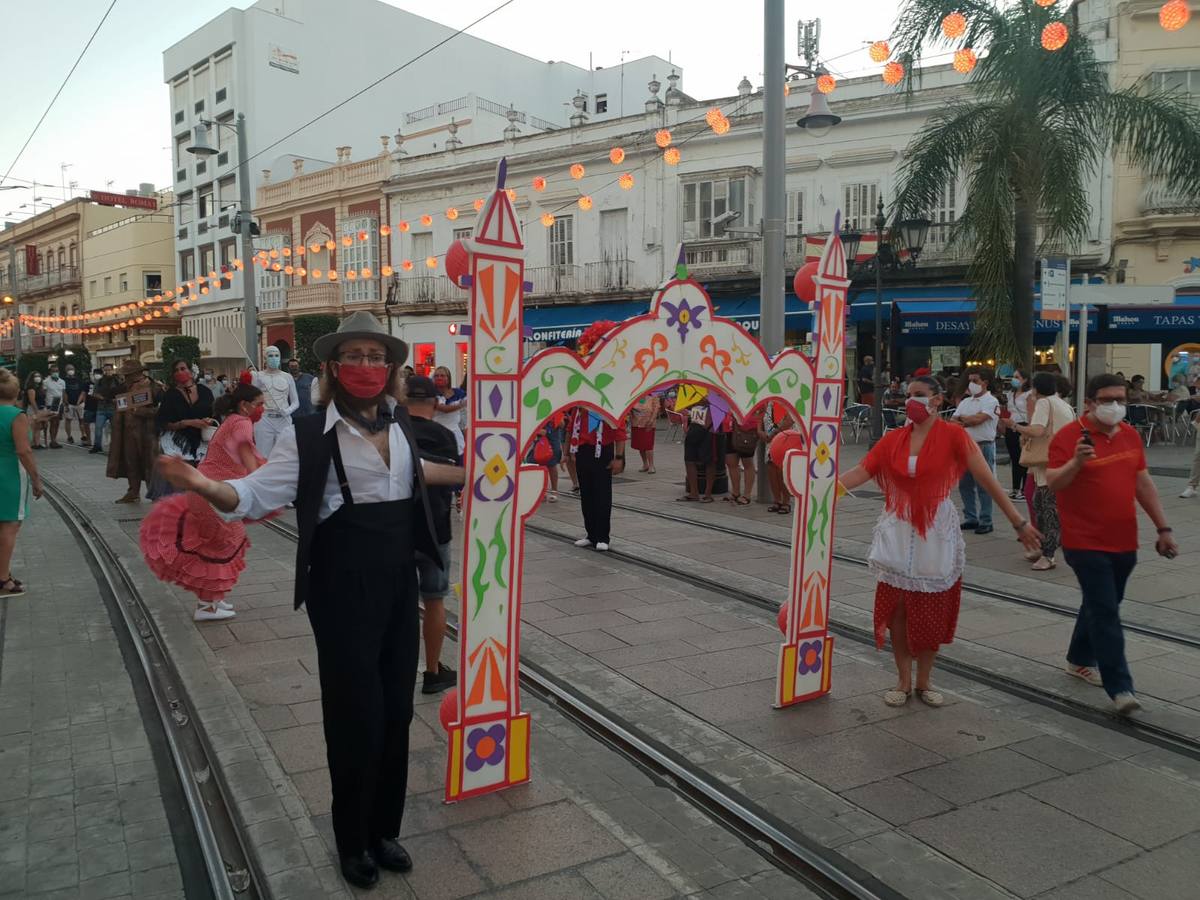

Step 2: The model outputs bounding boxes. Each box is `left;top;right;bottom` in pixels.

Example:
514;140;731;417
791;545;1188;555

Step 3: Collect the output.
1092;401;1126;426
967;382;984;396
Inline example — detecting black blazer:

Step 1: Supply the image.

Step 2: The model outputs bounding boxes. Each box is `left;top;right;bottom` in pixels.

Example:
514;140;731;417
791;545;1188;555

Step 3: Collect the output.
292;407;441;610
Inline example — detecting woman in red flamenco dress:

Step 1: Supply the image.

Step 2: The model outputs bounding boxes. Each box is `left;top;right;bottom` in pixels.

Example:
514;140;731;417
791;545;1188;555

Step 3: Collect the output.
140;382;271;621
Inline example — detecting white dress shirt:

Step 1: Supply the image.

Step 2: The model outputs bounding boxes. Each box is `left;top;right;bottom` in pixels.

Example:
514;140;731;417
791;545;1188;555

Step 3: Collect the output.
225;402;414;523
953;391;1000;442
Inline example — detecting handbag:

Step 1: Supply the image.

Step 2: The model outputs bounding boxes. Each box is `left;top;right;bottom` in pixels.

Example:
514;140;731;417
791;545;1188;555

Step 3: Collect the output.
532;435;554;465
731;424;758;455
1019;402;1054;467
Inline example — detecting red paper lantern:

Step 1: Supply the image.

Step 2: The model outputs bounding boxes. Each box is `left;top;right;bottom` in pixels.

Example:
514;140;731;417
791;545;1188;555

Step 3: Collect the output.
793;260;819;302
868;41;890;63
769;430;806;468
531;176;546;192
446;239;470;286
1160;0;1190;30
941;12;967;39
420;214;433;227
1041;21;1069;51
439;688;458;731
882;62;905;85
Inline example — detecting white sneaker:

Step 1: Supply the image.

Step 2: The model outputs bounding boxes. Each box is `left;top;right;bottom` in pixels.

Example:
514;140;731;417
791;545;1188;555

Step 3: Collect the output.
595;542;610;552
1112;692;1141;716
1180;486;1197;499
194;604;235;622
573;538;593;548
217;600;234;612
1066;663;1103;687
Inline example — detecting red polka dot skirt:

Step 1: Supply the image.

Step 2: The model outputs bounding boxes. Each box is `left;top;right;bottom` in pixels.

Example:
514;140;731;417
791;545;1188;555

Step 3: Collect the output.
873;579;962;653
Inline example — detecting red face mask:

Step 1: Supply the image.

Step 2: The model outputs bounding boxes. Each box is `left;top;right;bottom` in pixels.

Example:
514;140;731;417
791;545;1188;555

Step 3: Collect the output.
905;397;932;425
433;376;449;389
173;370;192;385
247;405;265;423
337;363;390;399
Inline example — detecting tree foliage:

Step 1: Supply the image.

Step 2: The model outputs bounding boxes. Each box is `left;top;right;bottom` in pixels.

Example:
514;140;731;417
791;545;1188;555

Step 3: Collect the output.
890;0;1200;367
294;315;339;373
160;335;202;368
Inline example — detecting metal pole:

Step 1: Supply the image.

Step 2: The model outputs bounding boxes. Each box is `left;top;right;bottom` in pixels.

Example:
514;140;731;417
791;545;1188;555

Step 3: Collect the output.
1075;305;1088;412
235;114;259;364
869;198;885;443
758;0;786;504
7;240;20;365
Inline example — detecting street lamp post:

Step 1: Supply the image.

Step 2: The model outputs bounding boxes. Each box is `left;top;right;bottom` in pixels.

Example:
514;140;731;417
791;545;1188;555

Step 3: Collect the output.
187;114;259;364
871;198;887;443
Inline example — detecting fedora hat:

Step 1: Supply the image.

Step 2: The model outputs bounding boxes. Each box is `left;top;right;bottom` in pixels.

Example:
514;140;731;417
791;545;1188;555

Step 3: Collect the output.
119;359;145;377
312;311;408;365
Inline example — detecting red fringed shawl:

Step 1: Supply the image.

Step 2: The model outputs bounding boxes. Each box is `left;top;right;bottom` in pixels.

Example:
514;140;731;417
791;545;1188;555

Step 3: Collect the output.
863;419;974;536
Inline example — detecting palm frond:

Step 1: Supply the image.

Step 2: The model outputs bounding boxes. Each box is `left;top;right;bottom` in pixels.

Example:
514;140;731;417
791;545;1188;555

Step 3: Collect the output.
892;102;1002;221
889;0;1004;95
1035;117;1095;252
1104;88;1200;194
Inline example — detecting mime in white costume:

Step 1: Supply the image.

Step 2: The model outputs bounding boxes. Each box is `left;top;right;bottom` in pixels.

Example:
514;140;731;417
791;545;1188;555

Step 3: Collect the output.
251;347;299;457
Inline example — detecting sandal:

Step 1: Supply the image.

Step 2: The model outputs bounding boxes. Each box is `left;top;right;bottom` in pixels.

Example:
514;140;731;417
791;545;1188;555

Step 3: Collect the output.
0;578;25;597
699;496;715;504
767;504;782;513
646;468;656;474
723;494;739;503
916;689;945;707
777;505;792;515
883;689;910;707
735;496;751;506
676;495;698;502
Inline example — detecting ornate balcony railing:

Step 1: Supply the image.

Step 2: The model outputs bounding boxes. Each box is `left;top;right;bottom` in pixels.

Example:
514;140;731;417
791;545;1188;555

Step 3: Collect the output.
1140;179;1200;216
684;239;757;276
526;265;581;297
392;274;459;304
583;259;634;292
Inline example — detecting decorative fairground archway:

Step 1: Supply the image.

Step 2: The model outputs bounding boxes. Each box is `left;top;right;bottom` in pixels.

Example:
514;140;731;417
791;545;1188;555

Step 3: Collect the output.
443;159;849;802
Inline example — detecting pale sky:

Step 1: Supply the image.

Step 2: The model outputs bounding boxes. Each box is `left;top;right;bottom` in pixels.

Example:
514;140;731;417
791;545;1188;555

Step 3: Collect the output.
0;0;907;216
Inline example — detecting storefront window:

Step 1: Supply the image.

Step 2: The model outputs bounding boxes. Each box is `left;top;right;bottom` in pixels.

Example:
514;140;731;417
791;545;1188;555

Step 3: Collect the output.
413;342;436;376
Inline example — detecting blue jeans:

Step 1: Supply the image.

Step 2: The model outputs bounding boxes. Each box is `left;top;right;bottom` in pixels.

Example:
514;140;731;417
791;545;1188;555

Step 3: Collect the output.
1064;549;1136;698
958;440;995;526
93;410;112;451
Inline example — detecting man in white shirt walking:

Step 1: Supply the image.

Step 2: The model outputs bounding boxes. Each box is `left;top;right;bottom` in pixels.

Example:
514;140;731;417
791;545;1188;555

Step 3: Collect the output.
158;312;464;890
953;369;1000;534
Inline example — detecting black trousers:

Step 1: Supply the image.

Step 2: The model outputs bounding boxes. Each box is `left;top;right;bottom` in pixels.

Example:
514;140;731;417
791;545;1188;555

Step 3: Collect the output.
576;443;614;544
1003;428;1026;493
305;504;420;857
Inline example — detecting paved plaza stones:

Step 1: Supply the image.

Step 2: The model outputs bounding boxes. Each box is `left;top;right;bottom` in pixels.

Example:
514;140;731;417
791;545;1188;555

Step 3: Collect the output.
4;440;1198;898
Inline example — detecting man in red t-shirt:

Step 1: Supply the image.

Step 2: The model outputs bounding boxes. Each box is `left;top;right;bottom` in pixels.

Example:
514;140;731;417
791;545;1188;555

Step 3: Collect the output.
1048;373;1177;715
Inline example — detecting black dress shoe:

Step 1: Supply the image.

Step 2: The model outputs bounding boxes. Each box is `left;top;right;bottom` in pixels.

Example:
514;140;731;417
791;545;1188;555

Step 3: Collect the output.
339;851;379;889
421;664;457;695
371;837;413;872
960;521;979;530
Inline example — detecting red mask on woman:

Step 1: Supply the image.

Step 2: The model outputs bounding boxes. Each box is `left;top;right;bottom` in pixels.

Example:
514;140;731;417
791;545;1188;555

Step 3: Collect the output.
173;370;192;386
905;397;932;425
337;364;390;399
247;405;265;423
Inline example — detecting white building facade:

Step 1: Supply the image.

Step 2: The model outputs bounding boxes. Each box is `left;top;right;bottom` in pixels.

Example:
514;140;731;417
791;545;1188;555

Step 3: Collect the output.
161;0;676;372
381;65;1114;381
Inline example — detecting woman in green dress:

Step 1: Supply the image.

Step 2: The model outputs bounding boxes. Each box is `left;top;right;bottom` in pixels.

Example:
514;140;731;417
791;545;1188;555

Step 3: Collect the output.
0;368;42;596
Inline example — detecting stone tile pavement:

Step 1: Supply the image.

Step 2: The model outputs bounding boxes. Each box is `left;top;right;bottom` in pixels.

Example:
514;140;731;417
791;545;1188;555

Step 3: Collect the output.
32;448;823;899
0;488;185;899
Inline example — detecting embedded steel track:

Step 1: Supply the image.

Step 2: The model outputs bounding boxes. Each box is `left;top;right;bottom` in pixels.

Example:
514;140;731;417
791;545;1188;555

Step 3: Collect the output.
591;497;1200;652
44;480;264;900
523;520;1200;764
258;518;900;900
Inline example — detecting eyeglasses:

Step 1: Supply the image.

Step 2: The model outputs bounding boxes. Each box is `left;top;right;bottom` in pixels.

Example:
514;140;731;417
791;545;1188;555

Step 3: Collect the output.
338;352;389;367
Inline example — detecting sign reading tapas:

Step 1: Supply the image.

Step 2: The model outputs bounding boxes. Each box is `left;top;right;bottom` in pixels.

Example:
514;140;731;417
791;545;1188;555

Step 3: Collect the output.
90;190;157;211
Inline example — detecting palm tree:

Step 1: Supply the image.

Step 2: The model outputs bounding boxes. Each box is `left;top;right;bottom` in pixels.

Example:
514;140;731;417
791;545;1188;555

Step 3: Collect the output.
890;0;1200;369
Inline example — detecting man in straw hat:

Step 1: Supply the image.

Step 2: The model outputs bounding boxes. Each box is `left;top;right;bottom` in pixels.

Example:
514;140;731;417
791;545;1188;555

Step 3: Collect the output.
158;312;464;889
106;359;162;503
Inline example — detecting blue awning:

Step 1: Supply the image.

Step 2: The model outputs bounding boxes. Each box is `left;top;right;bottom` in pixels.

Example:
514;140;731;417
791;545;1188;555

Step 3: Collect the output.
523;300;650;342
710;295;813;330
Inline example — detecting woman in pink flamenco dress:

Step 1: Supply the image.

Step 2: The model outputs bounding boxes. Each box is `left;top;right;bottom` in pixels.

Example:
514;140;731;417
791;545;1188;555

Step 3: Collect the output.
140;382;272;621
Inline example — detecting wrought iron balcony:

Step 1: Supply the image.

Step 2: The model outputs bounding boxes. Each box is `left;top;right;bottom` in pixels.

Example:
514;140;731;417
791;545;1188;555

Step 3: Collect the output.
1140;179;1200;216
683;239;757;276
583;259;634;292
526;265;581;297
391;274;460;304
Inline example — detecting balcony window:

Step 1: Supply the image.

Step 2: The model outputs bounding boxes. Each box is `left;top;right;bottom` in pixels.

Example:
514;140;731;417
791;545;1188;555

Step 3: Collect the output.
923;178;958;254
199;245;215;279
145;273;162;297
548;216;574;266
682;177;747;239
257;233;286;310
1154;69;1200;98
341;216;380;304
843;182;879;232
179;251;195;283
103;276;112;295
119;273;129;293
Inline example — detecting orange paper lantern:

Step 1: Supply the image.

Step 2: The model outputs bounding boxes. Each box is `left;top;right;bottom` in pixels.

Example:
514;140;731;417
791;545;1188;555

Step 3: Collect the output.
570;163;585;180
618;173;635;190
381;265;393;277
578;196;593;211
609;147;625;165
284;265;294;275
268;249;279;259
883;62;905;85
655;129;672;148
398;221;410;232
327;270;338;281
281;247;291;258
358;230;368;241
941;12;967;39
816;74;836;94
473;198;484;211
379;225;391;237
296;267;307;278
402;260;413;271
420;214;432;227
425;256;438;269
532;176;546;192
1034;0;1055;6
1041;21;1068;51
705;108;723;126
361;267;372;278
341;235;352;248
663;147;681;165
446;207;459;220
325;240;336;251
712;117;731;135
1160;0;1190;30
541;212;555;227
868;41;890;63
271;263;282;272
506;189;517;202
311;269;323;280
953;48;977;73
346;270;357;281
